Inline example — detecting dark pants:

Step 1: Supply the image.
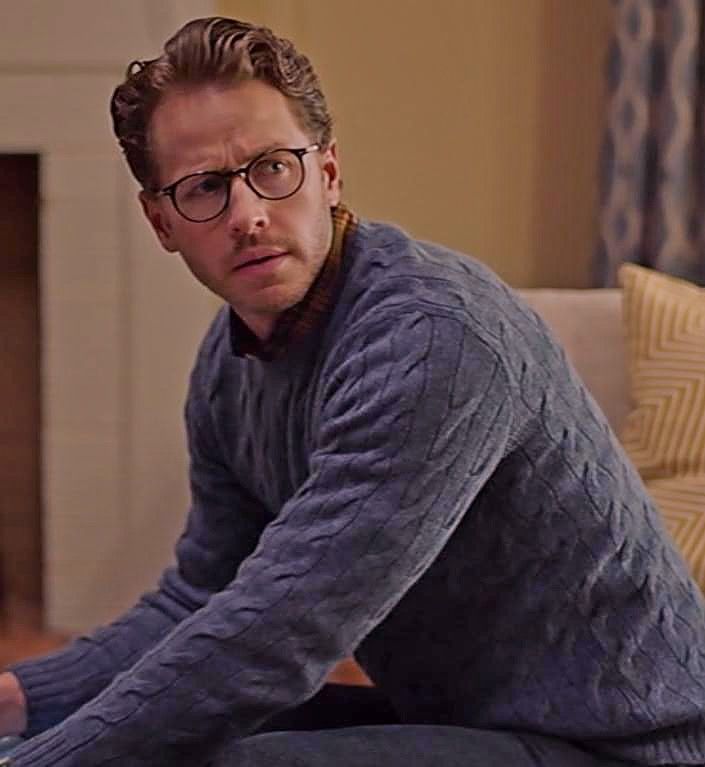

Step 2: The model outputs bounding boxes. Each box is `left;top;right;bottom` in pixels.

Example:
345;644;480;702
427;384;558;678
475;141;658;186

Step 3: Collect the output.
209;684;633;767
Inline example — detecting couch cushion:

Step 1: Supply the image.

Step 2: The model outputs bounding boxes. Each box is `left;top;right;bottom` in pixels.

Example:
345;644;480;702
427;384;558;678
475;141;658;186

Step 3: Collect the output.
619;263;705;590
619;264;705;478
519;289;629;432
645;477;705;589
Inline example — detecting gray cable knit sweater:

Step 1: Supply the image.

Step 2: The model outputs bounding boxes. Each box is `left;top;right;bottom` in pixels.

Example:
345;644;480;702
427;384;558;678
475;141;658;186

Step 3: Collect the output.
9;218;705;766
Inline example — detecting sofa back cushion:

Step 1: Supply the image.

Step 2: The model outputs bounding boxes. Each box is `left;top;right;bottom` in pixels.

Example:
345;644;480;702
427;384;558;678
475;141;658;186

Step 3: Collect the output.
519;289;629;432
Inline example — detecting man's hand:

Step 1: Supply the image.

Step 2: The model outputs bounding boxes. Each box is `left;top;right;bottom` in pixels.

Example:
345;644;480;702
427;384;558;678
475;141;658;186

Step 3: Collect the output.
0;672;27;736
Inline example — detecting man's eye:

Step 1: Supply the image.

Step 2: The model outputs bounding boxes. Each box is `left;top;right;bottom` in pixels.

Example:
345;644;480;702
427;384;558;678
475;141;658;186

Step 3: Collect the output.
255;155;294;177
264;160;287;174
194;176;223;194
181;175;223;199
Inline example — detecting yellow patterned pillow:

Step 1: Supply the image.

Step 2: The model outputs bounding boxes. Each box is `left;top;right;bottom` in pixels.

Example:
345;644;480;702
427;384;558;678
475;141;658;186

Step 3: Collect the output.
647;477;705;588
619;264;705;588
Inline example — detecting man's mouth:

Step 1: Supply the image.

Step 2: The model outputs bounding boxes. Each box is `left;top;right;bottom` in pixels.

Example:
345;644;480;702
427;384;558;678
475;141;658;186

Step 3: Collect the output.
233;249;288;271
239;255;279;269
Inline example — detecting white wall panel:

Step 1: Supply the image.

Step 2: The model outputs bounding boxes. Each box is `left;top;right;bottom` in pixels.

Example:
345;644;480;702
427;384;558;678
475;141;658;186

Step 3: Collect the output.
0;0;217;632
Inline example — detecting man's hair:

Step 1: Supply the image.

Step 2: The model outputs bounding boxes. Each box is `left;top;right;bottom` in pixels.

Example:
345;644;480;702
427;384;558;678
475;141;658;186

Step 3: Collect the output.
110;16;333;190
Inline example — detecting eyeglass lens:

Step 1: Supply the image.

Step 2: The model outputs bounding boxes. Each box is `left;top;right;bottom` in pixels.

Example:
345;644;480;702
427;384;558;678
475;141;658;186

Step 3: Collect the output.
173;149;305;221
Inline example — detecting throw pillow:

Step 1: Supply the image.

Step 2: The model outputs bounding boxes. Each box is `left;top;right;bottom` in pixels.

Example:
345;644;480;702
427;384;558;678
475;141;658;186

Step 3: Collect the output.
619;263;705;589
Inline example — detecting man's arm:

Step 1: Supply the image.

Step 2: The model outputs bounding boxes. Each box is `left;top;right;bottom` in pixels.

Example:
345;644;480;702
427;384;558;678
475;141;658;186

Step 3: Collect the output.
6;585;195;738
5;354;267;739
8;309;515;767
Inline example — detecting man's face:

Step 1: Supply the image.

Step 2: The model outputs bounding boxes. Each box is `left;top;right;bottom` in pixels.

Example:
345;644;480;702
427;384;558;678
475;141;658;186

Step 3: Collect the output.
141;80;341;339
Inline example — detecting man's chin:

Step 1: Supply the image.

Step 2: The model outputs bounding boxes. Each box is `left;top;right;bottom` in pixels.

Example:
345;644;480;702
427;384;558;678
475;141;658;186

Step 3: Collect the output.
230;289;305;320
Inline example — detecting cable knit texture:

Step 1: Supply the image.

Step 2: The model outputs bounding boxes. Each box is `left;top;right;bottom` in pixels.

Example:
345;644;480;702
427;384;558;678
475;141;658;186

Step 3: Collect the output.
9;219;705;766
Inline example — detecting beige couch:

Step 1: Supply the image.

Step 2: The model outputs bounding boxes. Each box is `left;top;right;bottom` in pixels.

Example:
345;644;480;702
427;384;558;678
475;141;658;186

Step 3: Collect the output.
519;289;629;433
523;276;705;595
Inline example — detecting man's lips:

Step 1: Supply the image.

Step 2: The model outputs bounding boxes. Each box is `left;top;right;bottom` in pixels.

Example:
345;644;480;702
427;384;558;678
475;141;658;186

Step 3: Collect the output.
233;248;289;271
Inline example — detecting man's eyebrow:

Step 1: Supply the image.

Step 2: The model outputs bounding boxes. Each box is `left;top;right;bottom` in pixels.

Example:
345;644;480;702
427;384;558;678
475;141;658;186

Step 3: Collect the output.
236;143;284;166
212;143;284;172
175;143;284;180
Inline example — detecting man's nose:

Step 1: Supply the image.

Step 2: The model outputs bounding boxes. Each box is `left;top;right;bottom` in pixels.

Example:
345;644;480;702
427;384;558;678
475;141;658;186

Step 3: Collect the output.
225;175;269;236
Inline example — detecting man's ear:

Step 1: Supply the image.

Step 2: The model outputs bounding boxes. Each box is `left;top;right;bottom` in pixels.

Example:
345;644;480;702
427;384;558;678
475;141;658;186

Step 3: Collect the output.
321;139;342;207
139;190;179;253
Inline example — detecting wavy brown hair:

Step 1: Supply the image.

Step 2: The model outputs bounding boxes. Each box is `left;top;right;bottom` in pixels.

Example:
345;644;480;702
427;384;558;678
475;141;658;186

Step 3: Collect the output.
110;16;333;190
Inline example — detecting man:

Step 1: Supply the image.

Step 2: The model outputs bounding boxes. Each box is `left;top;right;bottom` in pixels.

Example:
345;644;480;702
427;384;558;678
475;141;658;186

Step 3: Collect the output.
1;15;705;767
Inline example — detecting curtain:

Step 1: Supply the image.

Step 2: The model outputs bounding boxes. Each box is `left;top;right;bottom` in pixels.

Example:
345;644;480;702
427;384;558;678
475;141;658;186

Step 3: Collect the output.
596;0;705;287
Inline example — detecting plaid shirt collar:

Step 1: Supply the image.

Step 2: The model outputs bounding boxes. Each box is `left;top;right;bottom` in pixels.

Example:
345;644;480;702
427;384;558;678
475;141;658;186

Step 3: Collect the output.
229;203;357;360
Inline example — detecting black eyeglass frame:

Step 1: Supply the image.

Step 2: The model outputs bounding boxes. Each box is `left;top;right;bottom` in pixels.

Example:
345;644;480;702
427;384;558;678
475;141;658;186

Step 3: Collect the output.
155;143;321;223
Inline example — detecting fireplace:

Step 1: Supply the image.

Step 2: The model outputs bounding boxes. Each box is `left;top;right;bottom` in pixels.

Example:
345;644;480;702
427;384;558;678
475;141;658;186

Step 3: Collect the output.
0;0;217;634
0;154;42;630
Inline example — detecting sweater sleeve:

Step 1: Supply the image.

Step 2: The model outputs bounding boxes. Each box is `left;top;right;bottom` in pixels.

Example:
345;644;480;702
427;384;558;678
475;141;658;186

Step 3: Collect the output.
10;310;515;767
8;363;266;739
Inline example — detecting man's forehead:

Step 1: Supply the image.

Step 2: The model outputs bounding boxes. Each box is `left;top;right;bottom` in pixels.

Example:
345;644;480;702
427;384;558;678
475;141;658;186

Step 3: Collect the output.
149;81;309;175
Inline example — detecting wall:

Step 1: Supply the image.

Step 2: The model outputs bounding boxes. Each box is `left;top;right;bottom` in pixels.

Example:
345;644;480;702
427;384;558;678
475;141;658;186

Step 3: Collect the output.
0;0;217;633
220;0;613;287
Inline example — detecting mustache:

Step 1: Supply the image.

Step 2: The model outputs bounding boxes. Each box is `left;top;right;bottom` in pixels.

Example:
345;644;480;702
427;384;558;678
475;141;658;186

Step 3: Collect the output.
231;234;292;257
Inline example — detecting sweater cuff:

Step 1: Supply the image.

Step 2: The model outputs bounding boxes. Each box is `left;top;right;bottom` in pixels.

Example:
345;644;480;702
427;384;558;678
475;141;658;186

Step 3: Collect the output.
9;645;98;738
8;592;184;738
6;725;79;767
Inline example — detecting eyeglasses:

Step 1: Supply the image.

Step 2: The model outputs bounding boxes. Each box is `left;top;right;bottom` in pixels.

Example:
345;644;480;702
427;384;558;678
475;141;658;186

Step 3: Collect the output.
156;144;320;223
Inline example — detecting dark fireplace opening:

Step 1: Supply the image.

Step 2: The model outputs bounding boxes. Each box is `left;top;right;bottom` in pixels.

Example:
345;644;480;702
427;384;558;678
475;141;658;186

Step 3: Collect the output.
0;153;43;631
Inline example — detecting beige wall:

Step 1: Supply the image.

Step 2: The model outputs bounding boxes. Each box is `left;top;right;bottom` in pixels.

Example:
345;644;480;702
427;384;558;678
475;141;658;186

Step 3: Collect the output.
220;0;612;287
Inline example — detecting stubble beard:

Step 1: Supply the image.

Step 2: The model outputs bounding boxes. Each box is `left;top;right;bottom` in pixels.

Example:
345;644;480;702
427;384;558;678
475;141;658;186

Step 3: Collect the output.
230;202;334;318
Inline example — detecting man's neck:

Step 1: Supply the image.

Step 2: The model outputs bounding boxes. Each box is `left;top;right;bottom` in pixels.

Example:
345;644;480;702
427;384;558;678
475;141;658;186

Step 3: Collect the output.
237;310;277;343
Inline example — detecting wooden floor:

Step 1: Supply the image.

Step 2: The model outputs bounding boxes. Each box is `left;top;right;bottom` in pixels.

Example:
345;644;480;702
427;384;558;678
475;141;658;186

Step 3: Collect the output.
0;602;69;668
0;627;68;667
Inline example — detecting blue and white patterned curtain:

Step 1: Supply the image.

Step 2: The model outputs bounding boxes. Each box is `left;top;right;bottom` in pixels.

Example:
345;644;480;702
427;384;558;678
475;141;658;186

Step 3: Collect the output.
596;0;705;287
